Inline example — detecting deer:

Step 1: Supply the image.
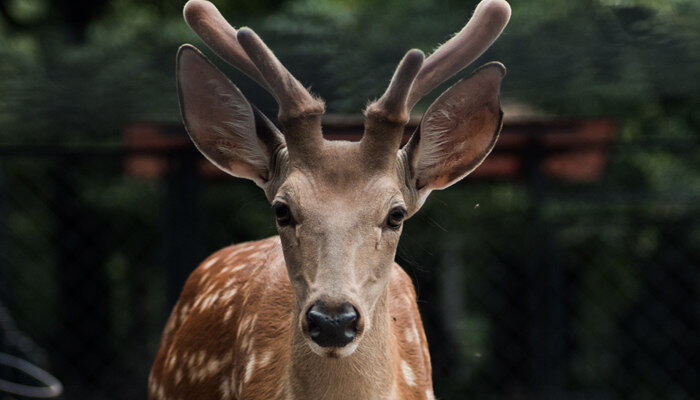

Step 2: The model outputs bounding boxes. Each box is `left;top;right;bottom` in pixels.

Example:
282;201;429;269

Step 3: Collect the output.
148;0;510;399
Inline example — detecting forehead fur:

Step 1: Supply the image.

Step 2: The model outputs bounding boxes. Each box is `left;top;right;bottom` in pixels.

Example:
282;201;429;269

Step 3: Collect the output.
286;141;400;191
275;141;404;211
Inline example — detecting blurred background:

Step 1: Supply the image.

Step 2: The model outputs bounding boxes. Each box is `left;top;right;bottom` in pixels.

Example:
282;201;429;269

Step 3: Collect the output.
0;0;698;399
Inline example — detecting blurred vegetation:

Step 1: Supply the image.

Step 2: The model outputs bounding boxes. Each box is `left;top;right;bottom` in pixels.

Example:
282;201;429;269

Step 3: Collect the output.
0;0;698;139
0;0;698;399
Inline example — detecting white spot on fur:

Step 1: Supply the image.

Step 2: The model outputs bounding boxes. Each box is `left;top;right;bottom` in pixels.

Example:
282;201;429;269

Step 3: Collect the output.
187;352;214;382
167;352;178;370
202;257;218;270
225;248;244;261
202;353;232;381
426;388;436;400
237;314;251;338
242;336;255;355
175;368;183;385
192;296;204;310
206;359;220;375
179;303;190;323
200;293;219;310
401;360;416;386
164;314;176;336
405;321;419;344
221;288;238;302
237;313;258;341
230;263;248;273
219;376;231;399
238;244;256;252
224;306;234;322
258;351;272;368
244;353;256;383
208;293;220;308
198;272;210;286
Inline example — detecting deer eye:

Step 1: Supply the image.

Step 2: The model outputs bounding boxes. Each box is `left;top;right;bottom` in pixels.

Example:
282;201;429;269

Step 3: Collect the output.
272;202;292;226
386;207;407;229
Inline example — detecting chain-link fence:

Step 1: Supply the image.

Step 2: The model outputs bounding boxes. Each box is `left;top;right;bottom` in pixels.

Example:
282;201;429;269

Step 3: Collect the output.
0;137;697;399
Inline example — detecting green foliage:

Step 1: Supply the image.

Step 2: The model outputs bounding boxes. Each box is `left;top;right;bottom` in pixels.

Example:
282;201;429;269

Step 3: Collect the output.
1;0;698;134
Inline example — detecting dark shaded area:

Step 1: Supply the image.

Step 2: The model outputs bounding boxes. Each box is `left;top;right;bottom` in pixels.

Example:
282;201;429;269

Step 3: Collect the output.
0;0;698;399
0;138;698;399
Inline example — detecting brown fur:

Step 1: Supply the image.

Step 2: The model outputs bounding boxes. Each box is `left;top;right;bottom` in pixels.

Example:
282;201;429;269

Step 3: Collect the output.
157;2;512;398
149;237;433;400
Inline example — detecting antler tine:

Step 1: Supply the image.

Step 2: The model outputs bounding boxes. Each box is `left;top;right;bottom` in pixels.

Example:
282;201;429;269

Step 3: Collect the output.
362;49;424;165
184;1;325;159
183;0;271;93
373;49;425;120
236;28;325;122
235;27;325;158
406;0;511;110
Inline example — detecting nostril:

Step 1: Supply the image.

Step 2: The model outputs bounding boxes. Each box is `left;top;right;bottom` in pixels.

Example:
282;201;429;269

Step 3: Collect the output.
307;309;323;339
305;302;360;348
309;327;321;339
337;303;358;328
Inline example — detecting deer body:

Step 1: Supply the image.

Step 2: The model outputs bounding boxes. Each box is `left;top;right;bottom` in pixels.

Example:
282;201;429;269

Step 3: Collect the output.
151;0;511;398
149;237;432;400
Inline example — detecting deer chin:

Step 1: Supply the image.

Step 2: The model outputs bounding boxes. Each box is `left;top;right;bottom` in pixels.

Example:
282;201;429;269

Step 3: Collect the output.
305;337;361;359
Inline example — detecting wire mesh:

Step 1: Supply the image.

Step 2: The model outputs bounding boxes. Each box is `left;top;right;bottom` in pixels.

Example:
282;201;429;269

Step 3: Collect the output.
0;143;697;399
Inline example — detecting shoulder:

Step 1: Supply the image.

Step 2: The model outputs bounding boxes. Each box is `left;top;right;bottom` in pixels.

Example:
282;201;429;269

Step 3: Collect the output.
389;262;417;302
162;235;290;355
181;237;283;298
388;263;421;338
150;236;291;399
388;262;433;393
203;236;283;273
164;236;286;340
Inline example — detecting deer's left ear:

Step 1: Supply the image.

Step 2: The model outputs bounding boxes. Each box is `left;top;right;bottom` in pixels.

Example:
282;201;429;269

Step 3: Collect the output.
401;62;505;208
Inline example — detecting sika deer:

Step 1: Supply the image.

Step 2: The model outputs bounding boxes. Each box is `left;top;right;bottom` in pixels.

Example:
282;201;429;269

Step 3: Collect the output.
149;1;510;399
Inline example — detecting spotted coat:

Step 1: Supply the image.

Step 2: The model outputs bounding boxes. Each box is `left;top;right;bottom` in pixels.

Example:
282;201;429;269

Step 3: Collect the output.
149;236;433;400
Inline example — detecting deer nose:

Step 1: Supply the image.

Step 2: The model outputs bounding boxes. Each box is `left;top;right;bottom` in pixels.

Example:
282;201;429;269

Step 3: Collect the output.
306;301;359;348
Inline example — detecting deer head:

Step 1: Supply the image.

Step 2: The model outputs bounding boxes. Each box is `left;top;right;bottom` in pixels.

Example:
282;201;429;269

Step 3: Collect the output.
177;0;510;358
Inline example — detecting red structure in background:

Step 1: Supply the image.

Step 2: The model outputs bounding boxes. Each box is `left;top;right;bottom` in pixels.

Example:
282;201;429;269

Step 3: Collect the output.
122;110;619;395
124;113;617;182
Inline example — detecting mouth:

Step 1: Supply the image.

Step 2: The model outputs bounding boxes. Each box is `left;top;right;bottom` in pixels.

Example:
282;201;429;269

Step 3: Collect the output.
304;337;361;359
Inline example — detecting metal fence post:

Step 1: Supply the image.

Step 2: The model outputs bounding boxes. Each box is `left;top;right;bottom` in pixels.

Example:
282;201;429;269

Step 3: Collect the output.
0;173;7;302
524;136;568;398
53;156;112;397
439;236;468;379
160;149;203;309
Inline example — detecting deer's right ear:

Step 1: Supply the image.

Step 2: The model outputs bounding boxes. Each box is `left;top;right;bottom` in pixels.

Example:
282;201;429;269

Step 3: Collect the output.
400;62;505;210
176;45;285;188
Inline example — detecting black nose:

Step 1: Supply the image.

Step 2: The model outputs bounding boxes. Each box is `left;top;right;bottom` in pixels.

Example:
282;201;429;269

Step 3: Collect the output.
306;301;359;348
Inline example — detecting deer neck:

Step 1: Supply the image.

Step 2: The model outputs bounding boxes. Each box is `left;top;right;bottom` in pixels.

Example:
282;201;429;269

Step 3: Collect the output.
286;290;397;400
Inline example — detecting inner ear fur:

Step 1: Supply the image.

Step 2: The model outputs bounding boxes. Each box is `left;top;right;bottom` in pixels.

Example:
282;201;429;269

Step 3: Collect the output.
402;62;505;198
176;44;284;187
